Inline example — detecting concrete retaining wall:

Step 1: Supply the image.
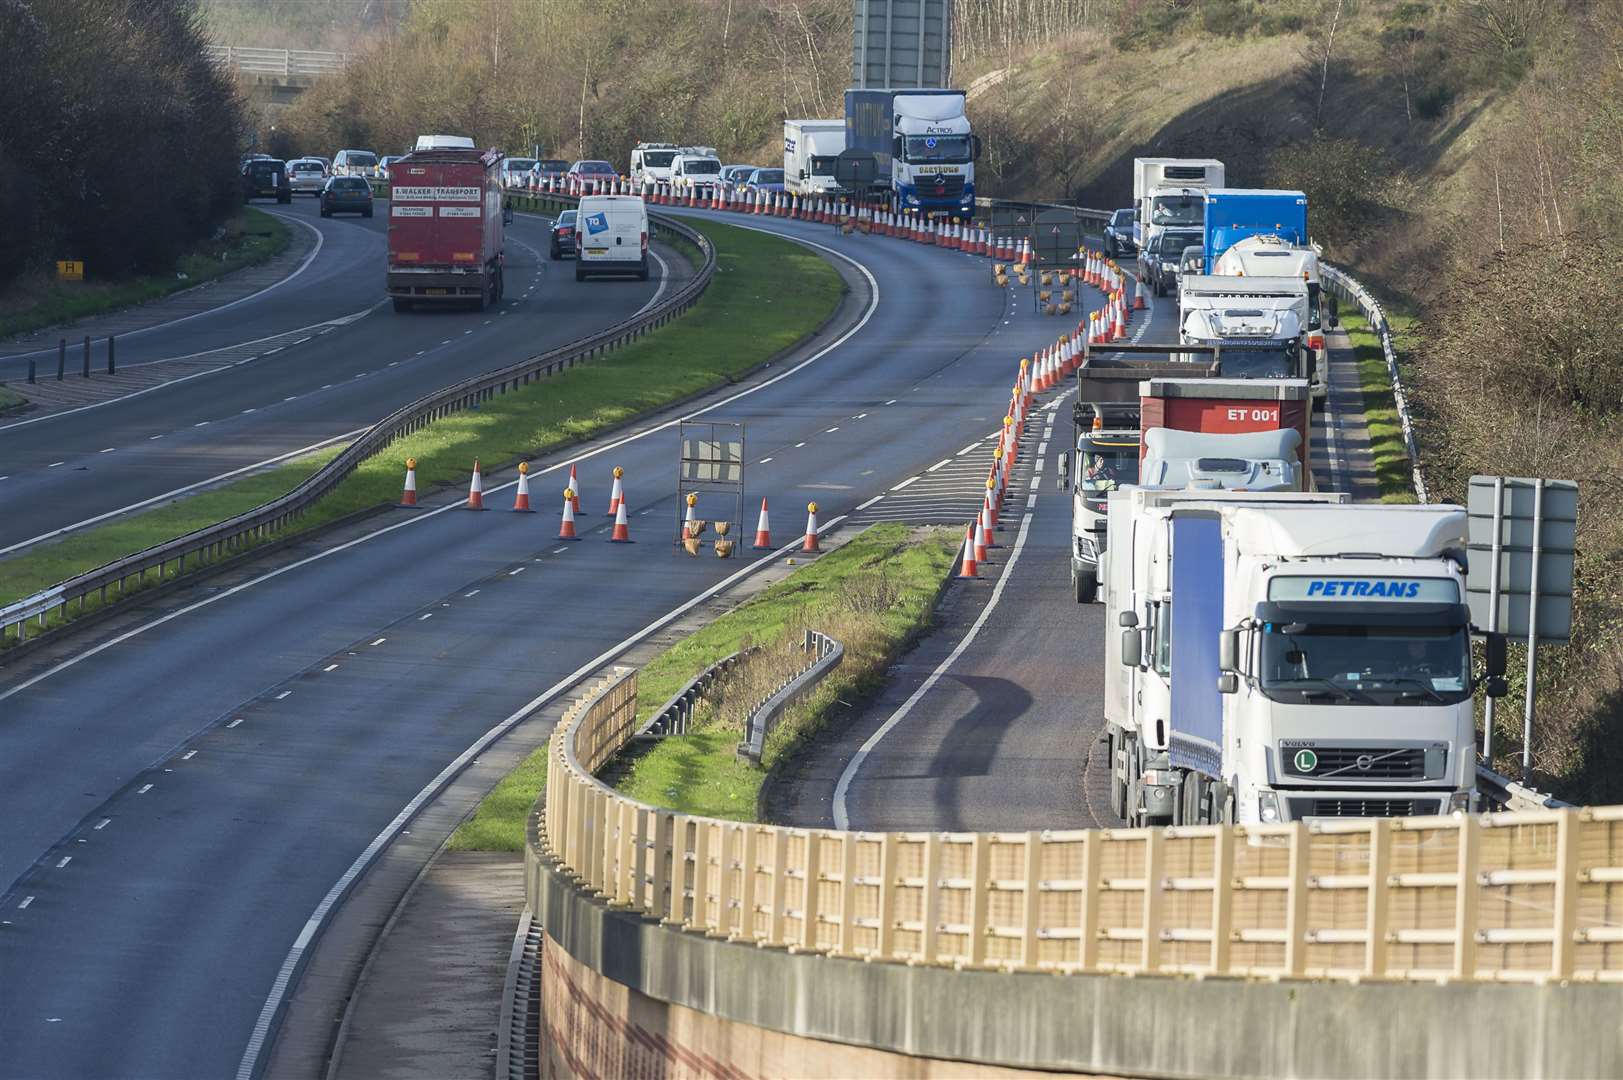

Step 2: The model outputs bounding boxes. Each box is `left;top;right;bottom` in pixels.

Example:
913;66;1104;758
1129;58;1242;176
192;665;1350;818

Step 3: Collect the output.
528;843;1623;1079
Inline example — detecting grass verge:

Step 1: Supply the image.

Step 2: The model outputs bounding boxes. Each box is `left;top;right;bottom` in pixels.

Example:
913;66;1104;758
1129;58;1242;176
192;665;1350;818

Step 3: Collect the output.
0;219;843;638
0;386;24;412
1340;311;1420;503
0;209;291;342
449;523;959;849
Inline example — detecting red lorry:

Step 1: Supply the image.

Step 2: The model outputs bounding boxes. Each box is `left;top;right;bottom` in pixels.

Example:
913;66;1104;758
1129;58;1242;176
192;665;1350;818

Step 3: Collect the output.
1136;376;1312;479
386;139;506;312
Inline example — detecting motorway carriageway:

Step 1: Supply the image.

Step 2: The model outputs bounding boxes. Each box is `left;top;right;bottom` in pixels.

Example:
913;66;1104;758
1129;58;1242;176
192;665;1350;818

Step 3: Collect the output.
0;197;672;554
0;209;1122;1078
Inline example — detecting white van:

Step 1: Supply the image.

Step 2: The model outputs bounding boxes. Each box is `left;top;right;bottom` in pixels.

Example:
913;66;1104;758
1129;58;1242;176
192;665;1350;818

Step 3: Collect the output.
670;153;722;194
332;148;379;177
574;195;650;282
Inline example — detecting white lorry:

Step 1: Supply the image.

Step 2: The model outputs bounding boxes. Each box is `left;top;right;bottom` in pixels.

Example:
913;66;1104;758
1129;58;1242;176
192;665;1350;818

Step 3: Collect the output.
1178;274;1323;398
1132;158;1224;256
783;120;846;196
1211;233;1334;402
1104;495;1501;827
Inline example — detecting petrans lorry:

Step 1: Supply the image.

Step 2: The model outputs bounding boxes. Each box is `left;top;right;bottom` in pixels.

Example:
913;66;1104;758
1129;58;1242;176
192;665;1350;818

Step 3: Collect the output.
1102;492;1507;827
387;135;507;312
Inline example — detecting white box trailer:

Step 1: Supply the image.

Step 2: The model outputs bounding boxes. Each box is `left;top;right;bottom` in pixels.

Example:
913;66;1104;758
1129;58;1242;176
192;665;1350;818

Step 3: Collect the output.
783;120;847;195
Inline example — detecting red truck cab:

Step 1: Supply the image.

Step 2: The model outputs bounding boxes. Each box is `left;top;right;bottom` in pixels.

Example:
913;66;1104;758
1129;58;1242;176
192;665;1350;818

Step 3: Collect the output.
387;138;506;312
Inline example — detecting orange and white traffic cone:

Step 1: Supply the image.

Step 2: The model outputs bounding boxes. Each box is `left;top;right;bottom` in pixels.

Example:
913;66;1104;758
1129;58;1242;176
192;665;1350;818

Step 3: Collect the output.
606;466;624;516
568;463;582;514
1133;276;1145;310
512;461;535;512
752;498;773;549
802;501;821;553
558;487;580;539
466;459;486;510
984;480;1000;529
683;492;699;534
980;494;999;550
956;522;979;579
975;506;992;562
400;458;419;507
609;498;632;542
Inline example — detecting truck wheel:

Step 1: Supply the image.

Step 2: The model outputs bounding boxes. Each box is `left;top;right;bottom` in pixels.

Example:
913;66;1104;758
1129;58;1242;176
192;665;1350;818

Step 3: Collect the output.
392;298;411;313
1076;575;1097;604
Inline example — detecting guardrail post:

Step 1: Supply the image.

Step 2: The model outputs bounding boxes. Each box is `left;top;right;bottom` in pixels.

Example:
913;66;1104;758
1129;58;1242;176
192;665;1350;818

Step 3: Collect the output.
1453;815;1481;979
1364;820;1392;979
1284;823;1311;977
58;338;65;380
82;335;90;378
107;334;115;375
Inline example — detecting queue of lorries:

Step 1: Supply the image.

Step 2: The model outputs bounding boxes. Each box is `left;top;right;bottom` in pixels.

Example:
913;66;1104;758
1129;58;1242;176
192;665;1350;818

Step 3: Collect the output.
1064;156;1506;828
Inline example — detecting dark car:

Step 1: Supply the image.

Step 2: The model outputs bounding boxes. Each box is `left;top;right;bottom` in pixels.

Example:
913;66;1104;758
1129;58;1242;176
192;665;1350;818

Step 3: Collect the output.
242;158;291;204
1103;208;1137;258
568;160;616;178
1145;228;1202;296
549;209;578;260
320;175;374;218
744;167;786;193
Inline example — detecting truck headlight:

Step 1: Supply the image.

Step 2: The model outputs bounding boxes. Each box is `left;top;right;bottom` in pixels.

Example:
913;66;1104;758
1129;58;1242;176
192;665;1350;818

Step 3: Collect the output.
1258;791;1282;823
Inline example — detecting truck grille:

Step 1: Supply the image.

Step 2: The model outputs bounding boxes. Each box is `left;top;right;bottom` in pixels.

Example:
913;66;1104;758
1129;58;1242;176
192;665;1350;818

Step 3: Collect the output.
1288;797;1442;819
1282;746;1431;780
916;175;965;199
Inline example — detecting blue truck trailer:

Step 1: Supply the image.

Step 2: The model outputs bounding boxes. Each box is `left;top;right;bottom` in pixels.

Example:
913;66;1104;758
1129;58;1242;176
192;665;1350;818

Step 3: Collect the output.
845;87;979;219
1202;189;1309;265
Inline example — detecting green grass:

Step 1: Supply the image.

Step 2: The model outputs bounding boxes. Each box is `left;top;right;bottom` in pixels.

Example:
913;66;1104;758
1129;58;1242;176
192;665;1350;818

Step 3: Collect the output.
0;385;24;412
0;209;291;341
0;219;843;639
448;523;958;849
1340;311;1420;504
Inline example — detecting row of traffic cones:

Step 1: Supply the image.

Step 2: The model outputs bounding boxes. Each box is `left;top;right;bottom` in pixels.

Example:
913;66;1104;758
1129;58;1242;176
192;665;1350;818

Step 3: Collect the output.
398;459;823;553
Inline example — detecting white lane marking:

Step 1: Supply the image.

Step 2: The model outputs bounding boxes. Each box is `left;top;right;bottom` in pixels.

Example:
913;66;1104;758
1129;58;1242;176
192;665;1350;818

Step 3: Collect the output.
321;383;333;390
241;408;256;414
833;512;1036;830
440;340;452;345
353;372;367;378
3;231;881;714
508;566;526;576
294;337;312;345
825;426;840;433
149;434;163;440
263;347;283;356
18;896;33;909
926;459;951;473
387;361;398;367
1033;458;1045;474
855;413;868;419
1037;440;1049;455
181;750;197;760
275;690;293;700
56;857;71;869
284;396;297;402
758;457;773;464
957;443;979;456
94;819;111;830
226;717;244;729
323;663;339;672
1026;493;1037;509
418;612;433;621
0;428;367;559
855;495;884;511
794;441;806;448
137;784;154;795
551;547;569;555
99;447;116;454
235;508;853;1080
463;590;480;598
47;461;64;468
370;637;386;646
891;476;920;491
194;421;209;427
884;399;897;405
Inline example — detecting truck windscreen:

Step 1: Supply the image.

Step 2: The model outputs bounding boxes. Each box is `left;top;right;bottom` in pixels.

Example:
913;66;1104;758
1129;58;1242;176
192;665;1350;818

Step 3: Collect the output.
1260;624;1471;705
1079;444;1140;495
1217;345;1295;380
1151;196;1203;227
810;156;837;176
643;152;675;167
905;135;972;163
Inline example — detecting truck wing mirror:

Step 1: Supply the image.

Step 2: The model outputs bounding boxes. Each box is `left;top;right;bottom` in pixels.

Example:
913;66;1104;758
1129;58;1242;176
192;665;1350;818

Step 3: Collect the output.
1118;610;1139;628
893;135;904;159
1218;629;1240;673
1056;451;1070;489
1485;632;1507;677
1120;629;1143;668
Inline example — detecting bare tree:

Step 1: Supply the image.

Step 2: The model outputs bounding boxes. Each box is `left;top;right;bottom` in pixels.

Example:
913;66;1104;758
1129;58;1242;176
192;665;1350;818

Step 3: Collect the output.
1300;0;1351;132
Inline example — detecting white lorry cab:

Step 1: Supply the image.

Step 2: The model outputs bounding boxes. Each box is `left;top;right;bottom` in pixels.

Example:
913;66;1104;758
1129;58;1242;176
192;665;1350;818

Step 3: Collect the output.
573;195;649;282
783;120;846;195
670;152;723;193
1212;234;1333;399
1179;273;1326;401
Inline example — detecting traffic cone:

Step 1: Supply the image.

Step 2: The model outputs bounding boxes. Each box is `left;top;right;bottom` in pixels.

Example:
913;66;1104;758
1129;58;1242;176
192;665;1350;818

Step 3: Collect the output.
609;498;632;542
975;508;992;562
752;498;773;549
683;492;699;535
984;480;999;529
802;502;821;553
980;496;999;550
512;462;535;512
558;487;580;539
399;458;419;507
956;522;979;579
1133;276;1145;310
568;463;582;514
606;466;624;516
466;460;486;510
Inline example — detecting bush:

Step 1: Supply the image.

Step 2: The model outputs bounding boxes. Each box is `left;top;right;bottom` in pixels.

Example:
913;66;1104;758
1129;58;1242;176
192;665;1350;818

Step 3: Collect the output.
1264;136;1395;252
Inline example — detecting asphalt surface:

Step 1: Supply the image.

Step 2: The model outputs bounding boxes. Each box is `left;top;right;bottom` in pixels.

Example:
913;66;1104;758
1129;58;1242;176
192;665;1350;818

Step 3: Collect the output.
0;198;668;554
779;280;1382;833
0;212;1113;1078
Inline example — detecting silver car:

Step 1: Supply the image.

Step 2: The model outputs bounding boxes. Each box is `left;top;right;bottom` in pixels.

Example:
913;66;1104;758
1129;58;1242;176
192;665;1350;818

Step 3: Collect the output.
287;158;328;196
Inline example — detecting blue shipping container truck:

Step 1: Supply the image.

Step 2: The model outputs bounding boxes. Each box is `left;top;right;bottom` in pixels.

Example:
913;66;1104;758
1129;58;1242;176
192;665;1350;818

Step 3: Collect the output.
845;88;978;218
1169;514;1226;778
1203;189;1309;266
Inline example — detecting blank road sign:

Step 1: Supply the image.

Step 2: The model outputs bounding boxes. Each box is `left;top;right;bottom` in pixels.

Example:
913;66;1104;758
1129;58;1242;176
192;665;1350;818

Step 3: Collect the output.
1466;476;1577;643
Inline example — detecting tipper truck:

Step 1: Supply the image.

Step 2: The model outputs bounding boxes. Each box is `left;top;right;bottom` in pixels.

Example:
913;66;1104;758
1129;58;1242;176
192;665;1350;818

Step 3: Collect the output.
387;136;505;312
1104;496;1503;827
1132;158;1224;254
845;88;980;218
784;120;847;196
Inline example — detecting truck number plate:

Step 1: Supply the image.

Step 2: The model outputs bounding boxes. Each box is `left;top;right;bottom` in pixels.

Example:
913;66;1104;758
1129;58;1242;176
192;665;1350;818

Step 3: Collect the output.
587;247;608;255
425;288;448;295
